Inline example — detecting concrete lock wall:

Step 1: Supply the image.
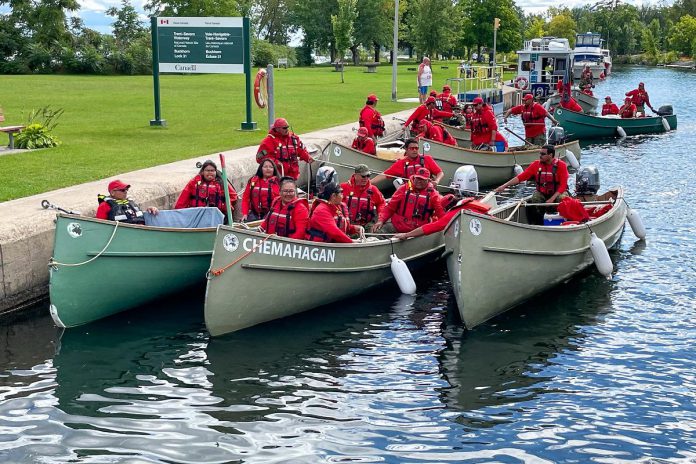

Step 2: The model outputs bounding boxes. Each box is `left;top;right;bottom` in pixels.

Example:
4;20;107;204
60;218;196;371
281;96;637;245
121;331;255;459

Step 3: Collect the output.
0;111;413;318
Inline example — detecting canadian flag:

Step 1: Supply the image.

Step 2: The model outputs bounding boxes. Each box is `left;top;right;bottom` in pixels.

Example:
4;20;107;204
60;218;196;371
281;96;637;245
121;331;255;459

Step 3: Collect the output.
160;19;169;24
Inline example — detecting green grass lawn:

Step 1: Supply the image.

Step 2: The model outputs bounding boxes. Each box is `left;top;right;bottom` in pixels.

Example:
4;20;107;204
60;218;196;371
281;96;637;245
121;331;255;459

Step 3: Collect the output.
0;61;513;202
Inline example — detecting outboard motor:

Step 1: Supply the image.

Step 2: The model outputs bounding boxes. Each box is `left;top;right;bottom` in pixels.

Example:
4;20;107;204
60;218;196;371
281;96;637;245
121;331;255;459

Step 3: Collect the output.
315;166;338;197
575;165;600;196
656;105;673;116
450;165;479;196
547;126;566;145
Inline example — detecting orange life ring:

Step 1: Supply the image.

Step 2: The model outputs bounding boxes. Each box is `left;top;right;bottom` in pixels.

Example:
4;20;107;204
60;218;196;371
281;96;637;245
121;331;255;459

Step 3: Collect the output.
514;76;529;90
254;68;267;109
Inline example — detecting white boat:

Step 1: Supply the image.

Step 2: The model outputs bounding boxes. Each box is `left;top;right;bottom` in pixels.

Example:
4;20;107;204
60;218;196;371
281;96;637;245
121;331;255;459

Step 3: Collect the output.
572;32;608;80
443;188;630;329
513;37;573;101
602;48;612;76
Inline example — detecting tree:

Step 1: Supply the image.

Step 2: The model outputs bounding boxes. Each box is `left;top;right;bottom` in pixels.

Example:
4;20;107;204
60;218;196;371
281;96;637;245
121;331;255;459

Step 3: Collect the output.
525;15;546;40
353;0;392;63
106;0;147;47
460;0;522;58
641;28;658;62
408;0;455;58
145;0;241;17
250;0;297;45
546;13;577;46
667;15;696;55
292;0;338;61
332;0;357;82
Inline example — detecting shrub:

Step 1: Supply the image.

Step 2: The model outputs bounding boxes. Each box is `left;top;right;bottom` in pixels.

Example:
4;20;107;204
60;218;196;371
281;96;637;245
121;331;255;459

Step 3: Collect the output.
251;39;297;67
15;107;64;149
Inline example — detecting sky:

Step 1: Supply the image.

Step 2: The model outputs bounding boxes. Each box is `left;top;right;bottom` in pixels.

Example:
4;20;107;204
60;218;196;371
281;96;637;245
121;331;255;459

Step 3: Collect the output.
1;0;660;36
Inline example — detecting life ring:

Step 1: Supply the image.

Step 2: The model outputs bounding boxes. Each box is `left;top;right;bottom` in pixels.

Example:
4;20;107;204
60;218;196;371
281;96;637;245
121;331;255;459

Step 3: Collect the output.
253;68;267;109
514;76;529;90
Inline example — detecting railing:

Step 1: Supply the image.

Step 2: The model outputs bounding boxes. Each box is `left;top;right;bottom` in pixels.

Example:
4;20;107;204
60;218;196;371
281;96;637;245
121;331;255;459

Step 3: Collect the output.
450;65;504;95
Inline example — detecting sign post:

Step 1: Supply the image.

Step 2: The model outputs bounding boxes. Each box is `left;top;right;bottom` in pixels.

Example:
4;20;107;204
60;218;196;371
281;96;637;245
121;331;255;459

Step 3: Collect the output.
150;16;256;130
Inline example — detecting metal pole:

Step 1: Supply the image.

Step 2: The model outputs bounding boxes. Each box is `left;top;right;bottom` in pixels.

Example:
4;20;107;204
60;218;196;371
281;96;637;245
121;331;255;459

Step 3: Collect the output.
391;0;399;102
150;17;166;126
241;17;257;130
492;20;498;70
267;64;275;129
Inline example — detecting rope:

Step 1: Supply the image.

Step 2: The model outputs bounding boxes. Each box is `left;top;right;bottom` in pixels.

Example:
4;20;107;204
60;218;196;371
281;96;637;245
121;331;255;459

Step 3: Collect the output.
49;221;120;268
207;233;276;278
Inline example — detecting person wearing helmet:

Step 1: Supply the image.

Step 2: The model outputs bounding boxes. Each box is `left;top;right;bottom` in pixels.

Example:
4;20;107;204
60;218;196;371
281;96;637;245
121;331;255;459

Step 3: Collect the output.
373;167;445;233
625;82;655;115
351;127;377;155
503;94;558;147
96;179;158;224
174;160;238;218
437;85;458;113
261;177;309;239
256;118;315;180
306;182;362;243
358;94;385;138
372;138;444;186
470;97;508;151
340;164;385;228
494;144;569;225
403;96;453;134
601;96;619;116
417;120;456;146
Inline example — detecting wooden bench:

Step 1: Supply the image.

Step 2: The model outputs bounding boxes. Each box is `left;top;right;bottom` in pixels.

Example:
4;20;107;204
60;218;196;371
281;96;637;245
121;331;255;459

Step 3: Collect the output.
0;125;25;150
277;58;288;69
364;62;379;73
407;67;417;71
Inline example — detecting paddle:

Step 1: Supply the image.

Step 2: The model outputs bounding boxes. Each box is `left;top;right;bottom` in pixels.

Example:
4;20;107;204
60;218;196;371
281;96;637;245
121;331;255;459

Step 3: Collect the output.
218;153;234;225
503;127;532;146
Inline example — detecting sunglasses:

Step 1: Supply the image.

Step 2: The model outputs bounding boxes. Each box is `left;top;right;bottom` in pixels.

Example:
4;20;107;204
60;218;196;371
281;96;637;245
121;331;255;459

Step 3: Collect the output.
278;126;289;129
280;189;296;194
358;174;370;178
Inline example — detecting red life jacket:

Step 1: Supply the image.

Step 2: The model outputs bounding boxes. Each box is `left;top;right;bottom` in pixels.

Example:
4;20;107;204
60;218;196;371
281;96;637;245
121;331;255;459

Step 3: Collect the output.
306;201;351;242
456;197;492;215
535;159;560;197
345;187;376;224
190;176;225;210
620;104;635;118
442;127;456;145
521;105;545;126
437;94;456;112
352;137;370;152
263;197;301;237
248;176;279;216
403;155;426;178
372;113;385;136
400;184;436;222
469;112;489;135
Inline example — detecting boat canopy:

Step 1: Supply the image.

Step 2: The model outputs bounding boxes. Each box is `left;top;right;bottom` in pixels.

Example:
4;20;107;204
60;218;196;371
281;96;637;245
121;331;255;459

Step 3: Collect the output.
575;33;603;48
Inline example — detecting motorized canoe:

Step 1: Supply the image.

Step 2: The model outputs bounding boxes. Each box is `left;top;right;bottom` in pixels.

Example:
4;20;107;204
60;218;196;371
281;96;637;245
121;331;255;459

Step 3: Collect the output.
546;90;599;114
49;211;221;328
419;138;582;188
203;227;445;337
554;107;677;139
442;188;630;330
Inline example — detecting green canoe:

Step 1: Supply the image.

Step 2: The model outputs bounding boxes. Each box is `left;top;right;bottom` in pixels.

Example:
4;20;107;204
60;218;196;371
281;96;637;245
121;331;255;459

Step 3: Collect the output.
49;214;217;328
443;188;628;329
204;227;444;336
554;107;678;139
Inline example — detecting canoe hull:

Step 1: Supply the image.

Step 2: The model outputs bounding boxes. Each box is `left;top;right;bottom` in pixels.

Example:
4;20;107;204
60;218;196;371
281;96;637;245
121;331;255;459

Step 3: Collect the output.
443;188;627;329
49;214;215;328
204;228;444;336
420;139;582;188
554;107;678;139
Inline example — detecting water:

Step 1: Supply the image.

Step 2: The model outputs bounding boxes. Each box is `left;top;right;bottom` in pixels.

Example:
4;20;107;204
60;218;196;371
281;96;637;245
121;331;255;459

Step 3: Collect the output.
1;67;695;463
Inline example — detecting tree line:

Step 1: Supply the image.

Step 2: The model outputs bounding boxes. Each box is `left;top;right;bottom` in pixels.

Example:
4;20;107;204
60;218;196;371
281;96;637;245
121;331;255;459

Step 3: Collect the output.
1;0;695;75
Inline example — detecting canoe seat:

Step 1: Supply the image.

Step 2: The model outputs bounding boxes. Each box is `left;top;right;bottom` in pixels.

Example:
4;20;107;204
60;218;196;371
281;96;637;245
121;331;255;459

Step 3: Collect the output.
375;148;401;161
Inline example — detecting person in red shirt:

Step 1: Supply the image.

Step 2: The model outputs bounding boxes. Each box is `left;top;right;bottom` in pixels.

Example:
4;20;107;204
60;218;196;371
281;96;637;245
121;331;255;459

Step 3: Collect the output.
340;164;385;227
494;144;569;225
403;97;453;133
351;127;377;155
175;160;238;218
619;97;637;118
256;118;315;180
261;177;309;239
241;158;280;222
417;120;457;146
96;179;158;223
394;197;492;239
371;138;444;185
470;97;508;151
625;82;655;115
358;94;385;138
373;167;445;233
560;95;583;113
306;183;362;243
503;94;558;146
437;85;459;112
601;96;620;116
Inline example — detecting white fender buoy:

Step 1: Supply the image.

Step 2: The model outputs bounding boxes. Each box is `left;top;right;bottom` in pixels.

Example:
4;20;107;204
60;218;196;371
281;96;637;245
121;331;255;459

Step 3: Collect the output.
661;117;670;131
616;126;626;138
627;208;646;240
390;254;416;295
513;164;524;176
564;149;580;169
590;232;613;279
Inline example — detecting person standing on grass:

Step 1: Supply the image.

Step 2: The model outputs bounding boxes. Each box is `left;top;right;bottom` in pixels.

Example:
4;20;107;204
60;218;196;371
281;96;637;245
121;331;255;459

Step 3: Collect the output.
417;57;433;104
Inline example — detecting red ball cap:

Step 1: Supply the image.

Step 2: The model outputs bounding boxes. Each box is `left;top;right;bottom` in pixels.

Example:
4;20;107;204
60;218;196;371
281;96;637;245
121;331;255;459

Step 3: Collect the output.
272;118;289;129
357;127;369;136
367;94;378;102
523;94;534;101
605;96;612;100
425;96;436;104
443;85;451;91
413;167;431;179
638;82;644;86
472;97;484;104
108;180;130;191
